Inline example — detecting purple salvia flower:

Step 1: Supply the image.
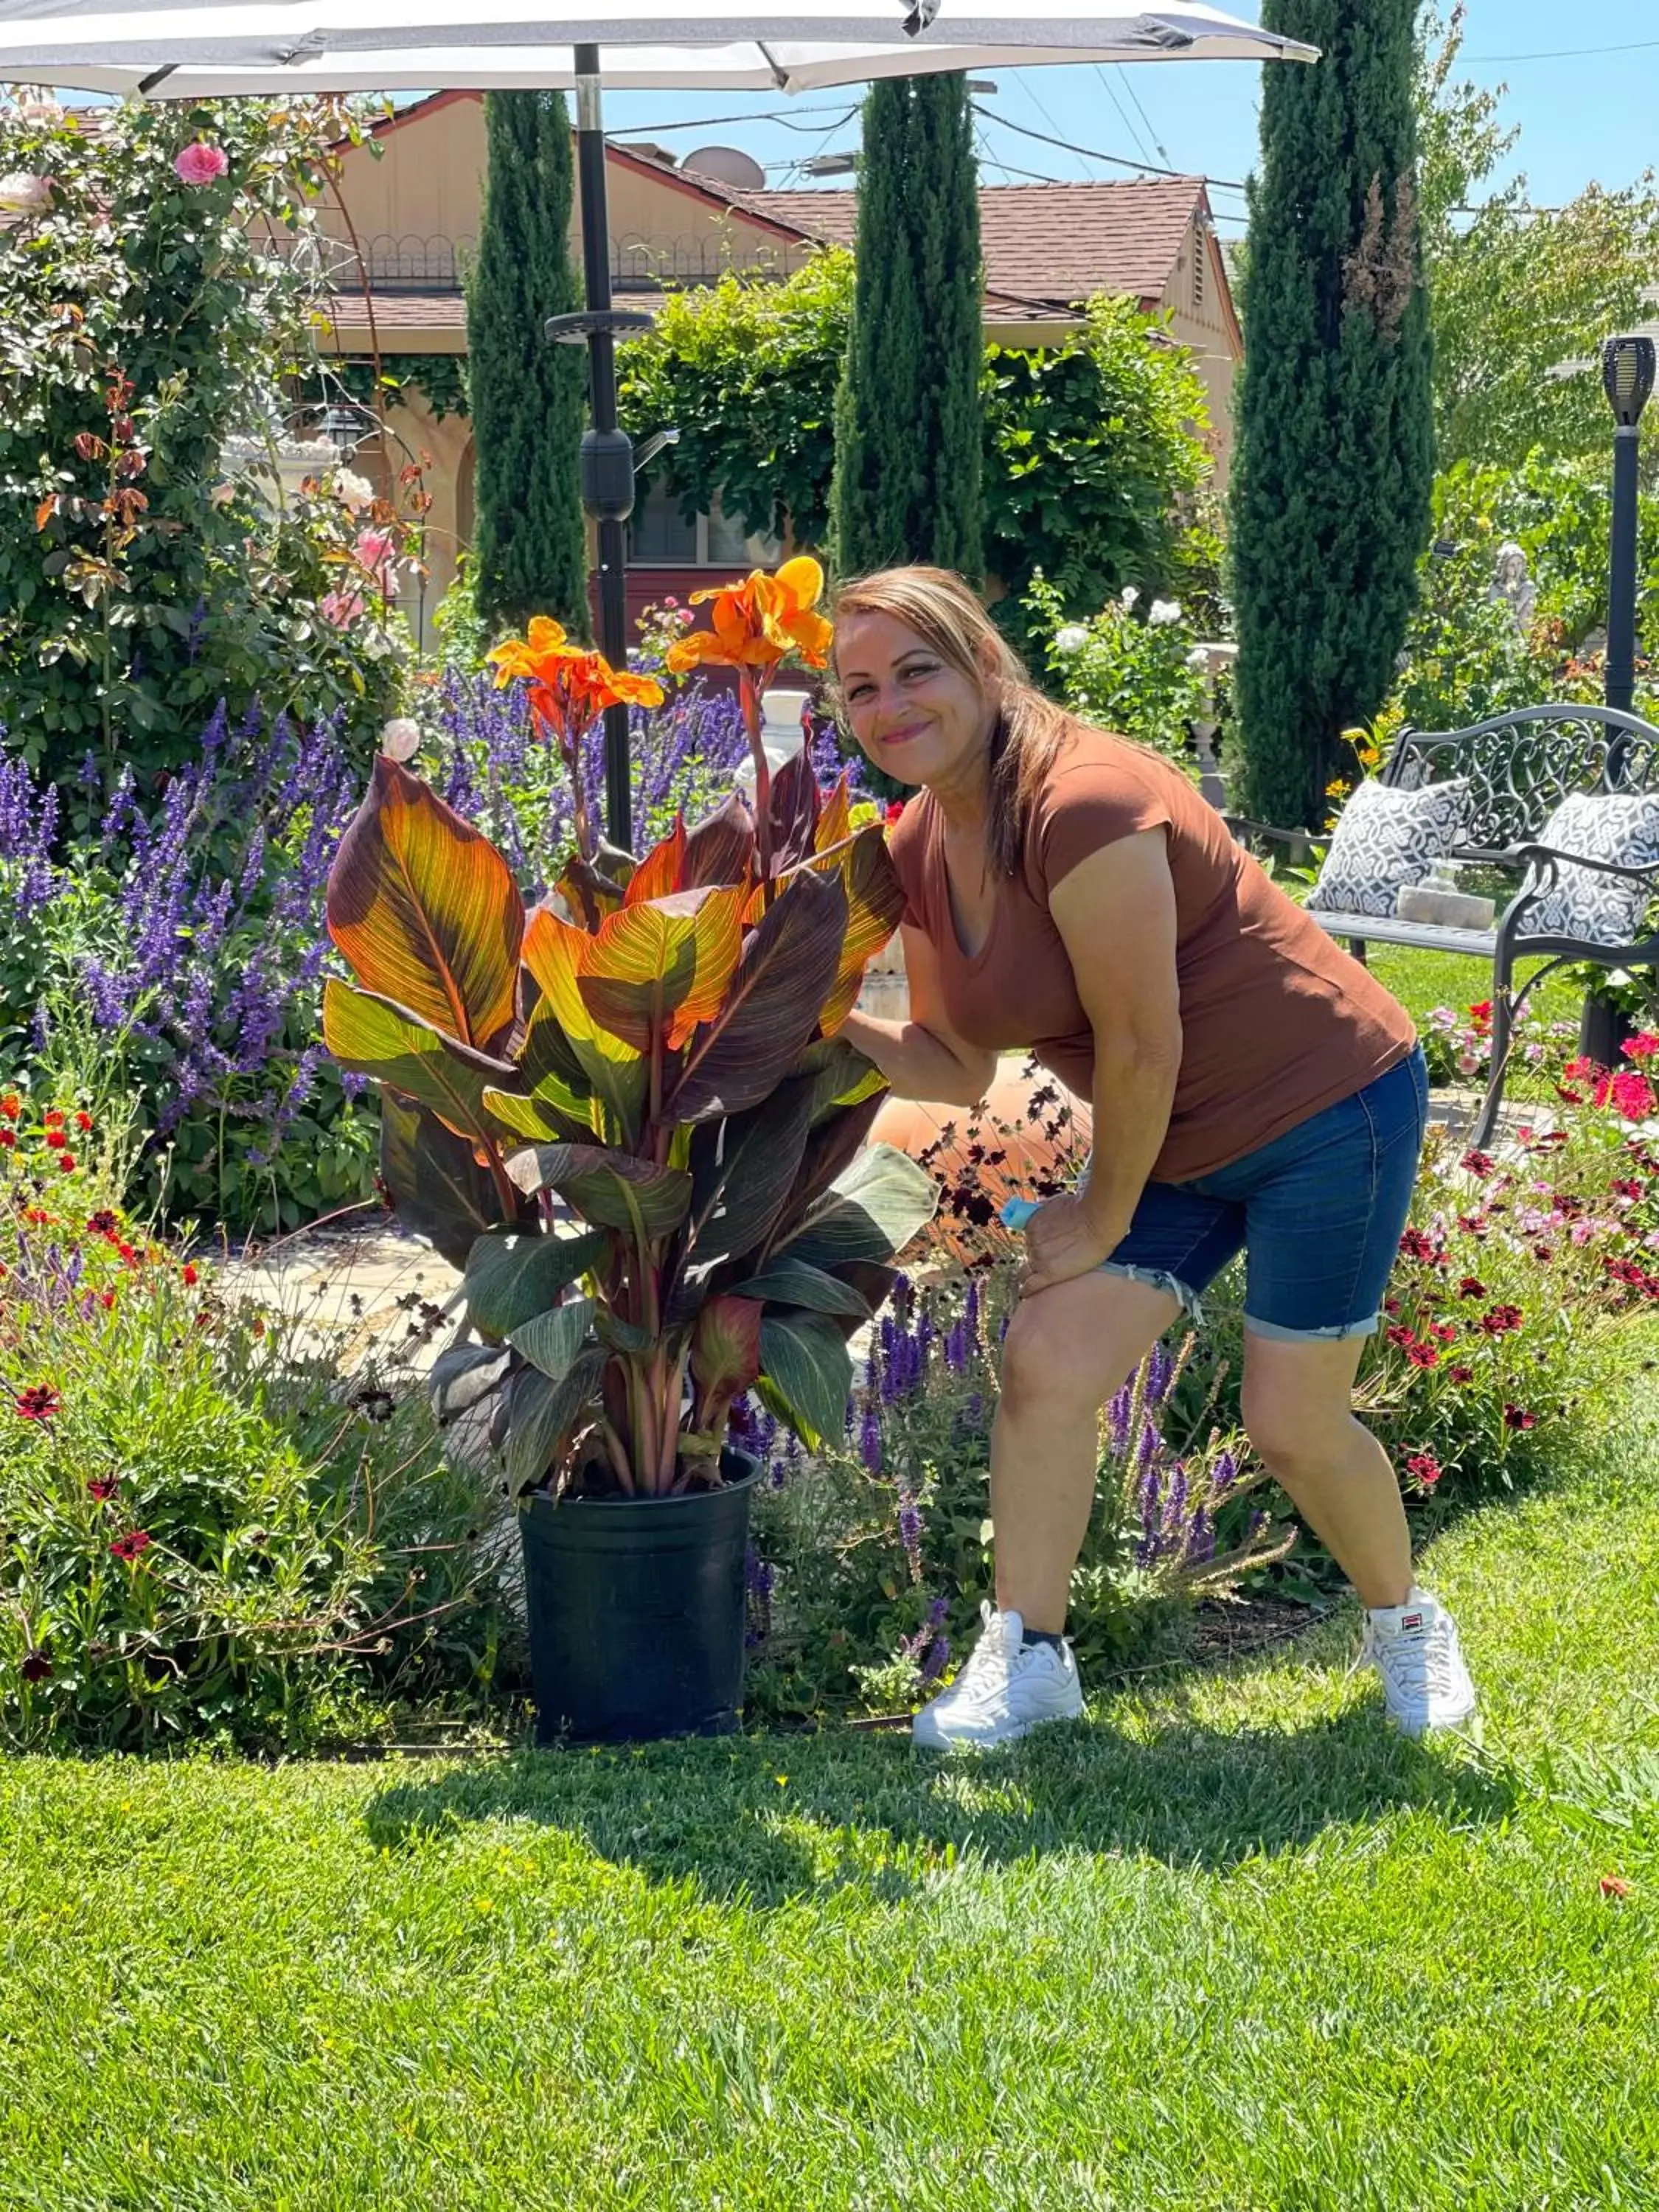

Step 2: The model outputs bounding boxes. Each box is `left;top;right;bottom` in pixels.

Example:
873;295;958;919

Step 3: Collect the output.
1136;1418;1159;1475
1146;1341;1172;1407
1107;1384;1133;1458
897;1489;923;1580
1212;1449;1239;1495
859;1402;883;1473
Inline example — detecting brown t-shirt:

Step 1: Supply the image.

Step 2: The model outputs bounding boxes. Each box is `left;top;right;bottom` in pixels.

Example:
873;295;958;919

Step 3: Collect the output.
887;726;1416;1183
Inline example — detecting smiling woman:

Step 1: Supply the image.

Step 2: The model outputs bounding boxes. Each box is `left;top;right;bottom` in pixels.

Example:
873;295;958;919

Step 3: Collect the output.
832;565;1479;1754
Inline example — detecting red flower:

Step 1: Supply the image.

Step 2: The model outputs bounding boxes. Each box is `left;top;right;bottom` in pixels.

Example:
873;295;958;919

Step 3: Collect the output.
43;1107;64;1130
117;1242;137;1263
1458;1214;1489;1238
23;1208;51;1226
1611;1179;1644;1202
1533;1245;1554;1264
1623;1032;1659;1063
0;1093;18;1120
86;1210;120;1238
56;1152;75;1173
20;1650;52;1684
87;1475;119;1501
1458;1276;1488;1299
109;1529;152;1562
1407;1341;1440;1369
883;799;905;825
1383;1297;1401;1316
1398;1228;1437;1262
1447;1364;1475;1385
1596;1069;1658;1121
1405;1453;1442;1488
181;1263;199;1287
0;1131;13;1150
14;1384;60;1420
100;1290;116;1310
1600;1874;1632;1899
1386;1324;1416;1349
1430;1321;1458;1343
74;1110;92;1132
1469;1001;1493;1028
1480;1304;1524;1335
1604;1256;1647;1287
1503;1405;1537;1430
1460;1149;1496;1178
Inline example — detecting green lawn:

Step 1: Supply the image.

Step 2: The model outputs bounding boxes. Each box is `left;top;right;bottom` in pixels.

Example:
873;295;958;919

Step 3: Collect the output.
6;1392;1658;2208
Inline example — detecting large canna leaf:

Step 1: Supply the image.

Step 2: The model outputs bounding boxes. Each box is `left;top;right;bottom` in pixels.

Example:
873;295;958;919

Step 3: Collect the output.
463;1227;611;1339
667;867;848;1122
759;1310;852;1451
766;748;821;868
796;1035;889;1123
729;1257;872;1319
682;789;756;889
327;757;524;1050
690;1293;763;1405
378;1095;515;1267
509;1297;597;1382
522;904;646;1138
323;978;515;1146
481;1083;592;1147
504;1350;607;1496
813;823;908;1035
576;886;745;1055
773;1092;888;1242
683;1074;818;1274
773;1142;939;1270
623;818;686;906
506;1142;692;1237
813;770;854;858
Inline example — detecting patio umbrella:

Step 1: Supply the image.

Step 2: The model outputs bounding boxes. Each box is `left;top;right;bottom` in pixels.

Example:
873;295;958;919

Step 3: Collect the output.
1;1;1317;841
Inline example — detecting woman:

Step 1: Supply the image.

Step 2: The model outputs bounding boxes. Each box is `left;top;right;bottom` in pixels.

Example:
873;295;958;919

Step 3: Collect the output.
834;567;1478;1753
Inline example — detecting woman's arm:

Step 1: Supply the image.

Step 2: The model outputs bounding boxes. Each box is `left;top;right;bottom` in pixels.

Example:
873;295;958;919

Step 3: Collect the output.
838;923;999;1107
1018;829;1184;1298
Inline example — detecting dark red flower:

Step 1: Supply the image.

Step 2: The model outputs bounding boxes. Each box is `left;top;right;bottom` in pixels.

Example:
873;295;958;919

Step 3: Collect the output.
86;1211;120;1237
1480;1304;1525;1335
1386;1324;1416;1349
1533;1245;1554;1263
87;1475;119;1501
1611;1179;1644;1202
0;1131;13;1150
1460;1149;1496;1178
1447;1364;1475;1385
1398;1228;1437;1262
100;1290;115;1311
109;1529;152;1562
1383;1297;1401;1316
1407;1341;1440;1369
20;1651;52;1684
56;1152;75;1174
1503;1405;1537;1430
1458;1214;1489;1239
14;1384;60;1421
1405;1453;1442;1488
1431;1321;1458;1343
1458;1276;1488;1299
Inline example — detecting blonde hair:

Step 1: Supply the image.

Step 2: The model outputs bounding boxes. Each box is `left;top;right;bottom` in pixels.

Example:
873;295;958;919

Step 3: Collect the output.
830;566;1072;880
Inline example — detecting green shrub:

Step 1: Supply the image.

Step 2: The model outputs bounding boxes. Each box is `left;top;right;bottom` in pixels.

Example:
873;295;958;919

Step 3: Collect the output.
1026;571;1207;775
0;1095;509;1750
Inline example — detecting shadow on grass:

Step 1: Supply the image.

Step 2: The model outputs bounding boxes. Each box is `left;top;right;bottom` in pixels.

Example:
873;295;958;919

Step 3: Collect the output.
362;1694;1514;1905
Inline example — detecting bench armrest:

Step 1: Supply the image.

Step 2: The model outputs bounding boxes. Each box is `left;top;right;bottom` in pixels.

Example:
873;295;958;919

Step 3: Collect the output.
1220;814;1329;851
1509;842;1659;888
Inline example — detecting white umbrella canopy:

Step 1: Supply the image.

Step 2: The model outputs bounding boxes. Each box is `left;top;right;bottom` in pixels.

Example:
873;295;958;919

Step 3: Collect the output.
0;0;1313;838
0;5;1316;88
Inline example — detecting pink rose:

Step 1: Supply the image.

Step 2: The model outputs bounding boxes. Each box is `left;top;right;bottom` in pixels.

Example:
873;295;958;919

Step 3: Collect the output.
354;528;394;572
173;142;229;187
0;171;52;212
321;589;365;628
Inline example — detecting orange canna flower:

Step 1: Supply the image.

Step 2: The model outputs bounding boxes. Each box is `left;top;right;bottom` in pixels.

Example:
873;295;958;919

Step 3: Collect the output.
665;556;832;676
487;616;664;744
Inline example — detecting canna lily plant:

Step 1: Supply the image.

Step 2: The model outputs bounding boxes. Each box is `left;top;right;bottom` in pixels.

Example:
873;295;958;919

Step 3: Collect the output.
323;564;935;1499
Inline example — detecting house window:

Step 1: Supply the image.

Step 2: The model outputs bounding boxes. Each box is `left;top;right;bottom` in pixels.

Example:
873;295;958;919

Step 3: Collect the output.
628;483;783;566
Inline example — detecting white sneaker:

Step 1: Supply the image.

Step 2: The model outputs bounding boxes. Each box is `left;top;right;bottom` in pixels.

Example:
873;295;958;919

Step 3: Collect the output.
911;1603;1085;1752
1357;1587;1479;1738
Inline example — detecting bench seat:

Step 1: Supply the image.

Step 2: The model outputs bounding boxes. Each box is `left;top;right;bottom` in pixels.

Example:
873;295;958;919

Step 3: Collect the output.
1308;911;1498;959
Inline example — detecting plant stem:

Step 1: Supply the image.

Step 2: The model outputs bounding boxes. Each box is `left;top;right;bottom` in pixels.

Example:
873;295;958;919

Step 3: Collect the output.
742;673;775;902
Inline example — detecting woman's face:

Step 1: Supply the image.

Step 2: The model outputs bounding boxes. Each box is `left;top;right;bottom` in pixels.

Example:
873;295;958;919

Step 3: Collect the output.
835;611;997;791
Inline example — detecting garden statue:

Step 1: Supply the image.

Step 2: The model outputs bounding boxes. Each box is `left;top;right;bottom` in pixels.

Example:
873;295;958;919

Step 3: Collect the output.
1488;540;1537;634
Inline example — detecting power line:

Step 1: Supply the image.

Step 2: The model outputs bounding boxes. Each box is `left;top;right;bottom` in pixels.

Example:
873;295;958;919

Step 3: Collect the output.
1463;37;1659;64
1092;64;1156;167
1115;66;1174;168
975;103;1241;189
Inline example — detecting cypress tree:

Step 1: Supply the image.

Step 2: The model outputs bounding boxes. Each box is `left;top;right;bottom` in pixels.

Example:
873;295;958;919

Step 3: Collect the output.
1229;0;1433;827
830;72;984;582
468;91;589;636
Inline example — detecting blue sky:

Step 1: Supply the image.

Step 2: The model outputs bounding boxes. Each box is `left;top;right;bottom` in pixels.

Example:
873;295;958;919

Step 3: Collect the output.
599;2;1659;230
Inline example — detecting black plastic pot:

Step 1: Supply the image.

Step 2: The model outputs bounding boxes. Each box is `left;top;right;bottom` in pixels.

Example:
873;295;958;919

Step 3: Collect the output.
518;1446;762;1747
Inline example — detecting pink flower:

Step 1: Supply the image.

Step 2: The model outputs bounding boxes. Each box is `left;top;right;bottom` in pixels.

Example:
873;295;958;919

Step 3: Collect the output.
320;590;365;628
1623;1032;1659;1063
354;527;394;572
0;171;53;213
173;142;229;186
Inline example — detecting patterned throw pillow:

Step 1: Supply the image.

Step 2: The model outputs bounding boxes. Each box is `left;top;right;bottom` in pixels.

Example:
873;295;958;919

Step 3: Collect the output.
1307;777;1470;919
1526;793;1659;945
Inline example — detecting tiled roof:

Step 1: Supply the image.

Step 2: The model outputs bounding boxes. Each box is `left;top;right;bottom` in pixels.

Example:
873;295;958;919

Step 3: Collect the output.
740;175;1206;310
324;291;468;333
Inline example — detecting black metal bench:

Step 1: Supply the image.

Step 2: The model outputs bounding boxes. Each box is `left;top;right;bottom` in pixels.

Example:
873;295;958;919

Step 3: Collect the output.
1225;703;1659;1146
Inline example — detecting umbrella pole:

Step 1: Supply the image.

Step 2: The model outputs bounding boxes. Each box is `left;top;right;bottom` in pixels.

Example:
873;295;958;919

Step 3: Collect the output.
552;47;650;851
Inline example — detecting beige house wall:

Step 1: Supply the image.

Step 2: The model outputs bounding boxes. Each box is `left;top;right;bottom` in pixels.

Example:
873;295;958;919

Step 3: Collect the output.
1156;215;1237;488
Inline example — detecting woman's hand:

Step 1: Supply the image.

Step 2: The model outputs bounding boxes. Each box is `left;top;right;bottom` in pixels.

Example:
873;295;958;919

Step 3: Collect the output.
1018;1192;1119;1298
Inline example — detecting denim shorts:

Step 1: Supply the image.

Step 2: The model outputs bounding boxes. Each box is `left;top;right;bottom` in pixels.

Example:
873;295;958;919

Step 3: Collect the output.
1079;1046;1430;1341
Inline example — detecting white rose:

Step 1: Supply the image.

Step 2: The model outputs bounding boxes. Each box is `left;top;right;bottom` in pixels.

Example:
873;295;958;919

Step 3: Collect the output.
1185;645;1211;671
0;170;52;212
380;717;421;762
1054;625;1090;654
18;97;64;127
333;467;374;512
1119;585;1140;610
1148;599;1183;627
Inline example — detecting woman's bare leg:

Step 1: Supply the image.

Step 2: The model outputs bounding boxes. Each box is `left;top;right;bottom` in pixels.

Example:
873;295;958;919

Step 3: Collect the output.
992;1272;1183;1632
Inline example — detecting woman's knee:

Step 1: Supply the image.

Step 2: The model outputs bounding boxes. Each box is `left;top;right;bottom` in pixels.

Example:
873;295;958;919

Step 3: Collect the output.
1241;1381;1348;1473
998;1284;1162;1419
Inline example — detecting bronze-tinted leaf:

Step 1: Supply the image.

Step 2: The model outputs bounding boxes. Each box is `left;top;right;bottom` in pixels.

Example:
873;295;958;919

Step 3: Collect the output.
690;1293;764;1404
575;886;745;1055
624;817;686;905
729;1257;872;1319
504;1350;606;1495
323;978;515;1145
815;822;908;1034
759;1310;852;1451
522;904;646;1138
509;1297;597;1382
767;746;821;868
505;1141;692;1237
327;757;523;1048
378;1094;515;1267
464;1227;611;1338
684;1074;818;1271
682;788;756;889
667;867;848;1122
